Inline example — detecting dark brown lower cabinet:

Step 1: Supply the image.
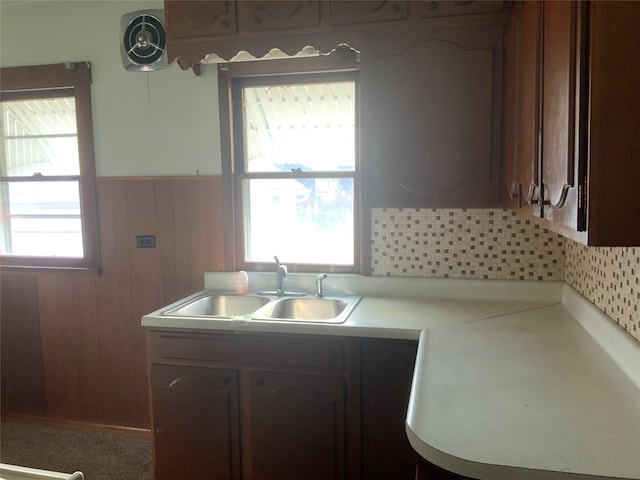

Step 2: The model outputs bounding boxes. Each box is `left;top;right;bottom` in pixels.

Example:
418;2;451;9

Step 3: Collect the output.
361;339;419;479
415;457;475;480
248;371;346;480
147;330;354;480
150;364;241;480
148;331;473;480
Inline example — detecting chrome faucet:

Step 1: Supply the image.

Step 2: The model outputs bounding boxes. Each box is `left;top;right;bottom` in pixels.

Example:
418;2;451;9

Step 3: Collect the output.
274;256;287;295
316;273;328;298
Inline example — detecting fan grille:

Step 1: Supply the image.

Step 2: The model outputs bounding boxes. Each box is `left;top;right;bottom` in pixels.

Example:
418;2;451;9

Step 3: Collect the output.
123;14;166;66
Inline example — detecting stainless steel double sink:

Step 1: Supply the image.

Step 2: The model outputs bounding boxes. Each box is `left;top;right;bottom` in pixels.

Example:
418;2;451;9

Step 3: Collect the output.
162;291;361;324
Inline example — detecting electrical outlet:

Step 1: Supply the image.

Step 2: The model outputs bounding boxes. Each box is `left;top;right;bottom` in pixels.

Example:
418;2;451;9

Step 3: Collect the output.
136;235;156;248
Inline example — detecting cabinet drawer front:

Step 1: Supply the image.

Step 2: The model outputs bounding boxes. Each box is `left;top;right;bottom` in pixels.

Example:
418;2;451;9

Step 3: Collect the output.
150;331;345;373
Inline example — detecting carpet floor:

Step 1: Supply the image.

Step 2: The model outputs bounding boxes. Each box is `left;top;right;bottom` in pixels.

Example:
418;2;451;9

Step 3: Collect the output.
0;421;153;480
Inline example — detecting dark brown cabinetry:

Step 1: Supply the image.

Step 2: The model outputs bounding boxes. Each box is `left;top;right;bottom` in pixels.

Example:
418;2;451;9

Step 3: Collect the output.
329;1;408;26
503;0;541;218
361;24;504;208
148;330;476;479
164;1;504;69
147;330;356;480
248;371;347;480
361;339;419;479
165;1;237;39
412;1;504;20
415;457;475;480
503;1;640;246
150;365;241;480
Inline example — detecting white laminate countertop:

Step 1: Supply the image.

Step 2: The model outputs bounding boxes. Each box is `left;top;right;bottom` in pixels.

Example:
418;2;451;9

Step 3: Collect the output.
406;286;640;480
142;273;640;479
143;272;563;339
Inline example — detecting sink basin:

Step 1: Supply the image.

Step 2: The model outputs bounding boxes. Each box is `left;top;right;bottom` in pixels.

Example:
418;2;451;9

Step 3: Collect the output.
254;296;361;323
162;290;361;324
165;294;270;317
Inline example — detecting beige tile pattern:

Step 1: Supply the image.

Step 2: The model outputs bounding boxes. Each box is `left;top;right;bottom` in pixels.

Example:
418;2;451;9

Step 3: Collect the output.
371;208;565;280
565;241;640;342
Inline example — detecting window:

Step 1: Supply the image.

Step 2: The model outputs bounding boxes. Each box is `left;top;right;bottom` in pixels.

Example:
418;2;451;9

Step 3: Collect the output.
226;62;360;273
0;63;99;270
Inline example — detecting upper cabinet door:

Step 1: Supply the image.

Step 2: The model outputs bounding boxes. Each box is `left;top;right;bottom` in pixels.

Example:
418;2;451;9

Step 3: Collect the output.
412;1;504;19
540;0;587;230
165;0;237;40
503;1;542;214
239;1;321;32
330;1;408;25
361;25;503;208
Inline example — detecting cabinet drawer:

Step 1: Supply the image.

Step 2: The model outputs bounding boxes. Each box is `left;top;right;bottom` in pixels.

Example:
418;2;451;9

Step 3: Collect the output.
149;330;346;373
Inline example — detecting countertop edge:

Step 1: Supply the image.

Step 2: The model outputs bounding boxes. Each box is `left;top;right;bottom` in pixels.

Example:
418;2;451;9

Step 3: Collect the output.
404;425;634;480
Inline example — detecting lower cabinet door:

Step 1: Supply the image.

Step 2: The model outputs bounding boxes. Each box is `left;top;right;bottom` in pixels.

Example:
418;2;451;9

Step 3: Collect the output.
361;340;419;479
150;364;241;480
248;371;347;480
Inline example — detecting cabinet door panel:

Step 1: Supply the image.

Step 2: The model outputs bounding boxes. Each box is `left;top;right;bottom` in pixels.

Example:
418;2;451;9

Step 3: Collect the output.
541;0;585;229
517;1;542;213
330;1;408;25
240;1;321;32
151;365;240;480
362;27;502;207
413;1;503;19
504;1;542;214
362;340;418;479
248;371;346;480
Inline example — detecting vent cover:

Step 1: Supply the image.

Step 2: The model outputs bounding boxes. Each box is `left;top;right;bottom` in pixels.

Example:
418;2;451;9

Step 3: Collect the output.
120;10;168;72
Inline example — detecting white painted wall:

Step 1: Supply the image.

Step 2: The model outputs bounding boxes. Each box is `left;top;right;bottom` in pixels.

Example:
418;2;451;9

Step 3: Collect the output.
0;0;222;176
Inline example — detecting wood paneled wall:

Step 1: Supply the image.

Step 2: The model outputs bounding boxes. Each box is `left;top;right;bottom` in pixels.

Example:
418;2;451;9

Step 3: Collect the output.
0;176;227;429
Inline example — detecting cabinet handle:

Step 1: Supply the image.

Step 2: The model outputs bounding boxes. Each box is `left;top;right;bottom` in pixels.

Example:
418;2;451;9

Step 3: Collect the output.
510;181;521;200
429;2;438;10
254;15;262;25
526;183;540;206
543;183;570;209
256;378;264;387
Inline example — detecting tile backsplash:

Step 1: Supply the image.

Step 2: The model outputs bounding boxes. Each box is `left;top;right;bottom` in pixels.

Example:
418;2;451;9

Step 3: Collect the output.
565;242;640;342
371;208;565;280
370;208;640;342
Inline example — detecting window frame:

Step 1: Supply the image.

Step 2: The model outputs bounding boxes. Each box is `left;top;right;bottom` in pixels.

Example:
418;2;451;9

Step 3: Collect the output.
219;54;363;274
0;62;100;271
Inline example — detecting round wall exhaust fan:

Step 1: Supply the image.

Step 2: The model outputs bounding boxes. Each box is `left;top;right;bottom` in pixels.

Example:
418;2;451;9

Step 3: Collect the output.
120;10;169;72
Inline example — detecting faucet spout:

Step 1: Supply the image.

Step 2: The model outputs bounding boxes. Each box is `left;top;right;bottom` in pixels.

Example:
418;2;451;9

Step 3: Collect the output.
274;256;287;295
316;273;328;298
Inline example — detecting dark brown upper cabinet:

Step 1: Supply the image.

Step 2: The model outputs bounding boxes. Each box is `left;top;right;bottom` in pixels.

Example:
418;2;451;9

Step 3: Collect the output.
412;1;504;20
240;1;321;32
164;1;504;70
503;0;541;218
329;1;408;26
360;24;504;208
165;1;237;40
503;0;640;246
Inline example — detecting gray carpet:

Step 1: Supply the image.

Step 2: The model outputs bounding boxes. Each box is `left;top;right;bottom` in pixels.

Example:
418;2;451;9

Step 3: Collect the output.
0;421;153;480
